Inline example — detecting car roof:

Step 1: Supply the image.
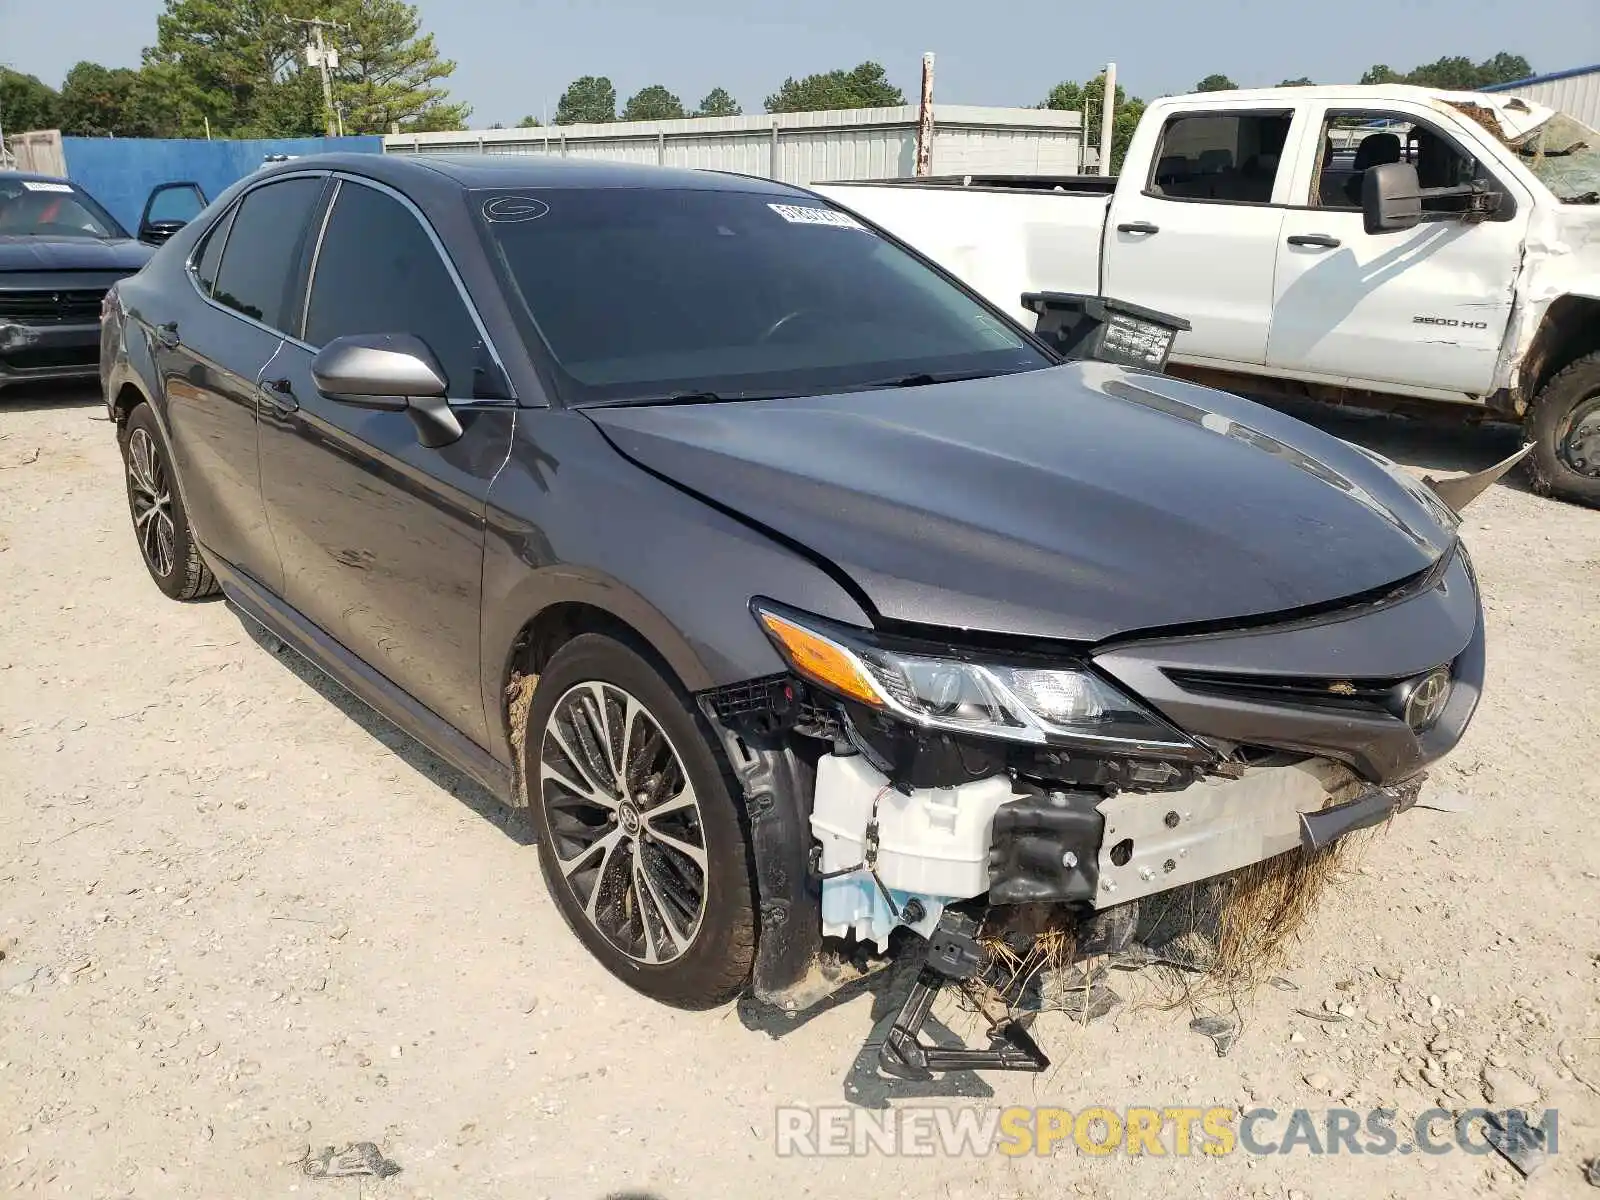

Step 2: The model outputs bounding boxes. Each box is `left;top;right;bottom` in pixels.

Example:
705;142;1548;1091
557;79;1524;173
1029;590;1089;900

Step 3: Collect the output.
0;170;76;186
250;151;810;196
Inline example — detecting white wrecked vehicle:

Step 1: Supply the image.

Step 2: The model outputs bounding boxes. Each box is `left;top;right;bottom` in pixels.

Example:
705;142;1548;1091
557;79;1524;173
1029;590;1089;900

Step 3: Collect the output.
818;84;1600;507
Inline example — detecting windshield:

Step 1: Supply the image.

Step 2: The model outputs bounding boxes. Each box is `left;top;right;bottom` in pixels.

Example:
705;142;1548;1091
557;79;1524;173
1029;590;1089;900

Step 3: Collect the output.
0;179;123;238
1514;112;1600;203
473;186;1051;405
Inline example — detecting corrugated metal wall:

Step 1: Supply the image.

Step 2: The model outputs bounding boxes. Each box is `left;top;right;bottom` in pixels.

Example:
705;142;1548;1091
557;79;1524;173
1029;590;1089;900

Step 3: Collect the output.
384;105;1083;184
1485;66;1600;129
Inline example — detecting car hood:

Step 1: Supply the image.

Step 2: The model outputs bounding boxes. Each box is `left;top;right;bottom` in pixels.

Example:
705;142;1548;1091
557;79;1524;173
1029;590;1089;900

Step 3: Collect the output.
0;236;152;273
587;362;1457;643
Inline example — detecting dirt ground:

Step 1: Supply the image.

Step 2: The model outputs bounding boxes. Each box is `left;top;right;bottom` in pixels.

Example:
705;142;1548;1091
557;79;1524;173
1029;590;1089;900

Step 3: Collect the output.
1;388;1597;1199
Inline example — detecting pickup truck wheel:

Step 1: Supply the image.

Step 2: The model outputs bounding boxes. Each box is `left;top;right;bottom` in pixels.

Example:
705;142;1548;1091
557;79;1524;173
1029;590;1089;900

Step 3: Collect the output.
525;633;756;1009
1526;352;1600;509
120;403;219;600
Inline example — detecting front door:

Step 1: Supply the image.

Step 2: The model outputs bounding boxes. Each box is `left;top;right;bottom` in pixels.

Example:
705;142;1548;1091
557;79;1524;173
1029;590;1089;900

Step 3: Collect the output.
257;177;516;746
1267;104;1530;396
1102;106;1305;365
156;175;325;595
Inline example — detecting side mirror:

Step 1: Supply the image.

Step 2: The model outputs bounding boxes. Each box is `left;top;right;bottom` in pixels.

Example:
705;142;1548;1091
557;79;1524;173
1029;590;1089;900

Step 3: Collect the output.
310;333;462;448
1361;162;1422;235
138;181;207;246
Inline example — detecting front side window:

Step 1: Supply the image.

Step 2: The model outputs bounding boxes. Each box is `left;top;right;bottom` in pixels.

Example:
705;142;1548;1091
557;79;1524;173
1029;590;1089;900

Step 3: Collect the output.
474;187;1048;406
0;178;122;238
304;182;483;395
1312;111;1499;215
210;177;323;331
145;183;207;225
1148;111;1292;204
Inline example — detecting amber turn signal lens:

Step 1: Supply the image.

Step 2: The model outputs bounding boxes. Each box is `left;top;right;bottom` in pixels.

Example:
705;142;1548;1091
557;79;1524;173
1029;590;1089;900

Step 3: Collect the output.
756;610;883;707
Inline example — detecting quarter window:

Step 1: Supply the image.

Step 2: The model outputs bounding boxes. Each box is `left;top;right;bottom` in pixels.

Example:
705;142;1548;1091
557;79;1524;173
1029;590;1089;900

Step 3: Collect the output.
210;178;323;331
303;182;483;396
191;203;237;297
1148;111;1292;204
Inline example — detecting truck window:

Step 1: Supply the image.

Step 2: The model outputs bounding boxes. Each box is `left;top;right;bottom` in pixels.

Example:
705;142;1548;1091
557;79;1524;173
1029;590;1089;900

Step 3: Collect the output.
1147;111;1292;204
1311;111;1501;217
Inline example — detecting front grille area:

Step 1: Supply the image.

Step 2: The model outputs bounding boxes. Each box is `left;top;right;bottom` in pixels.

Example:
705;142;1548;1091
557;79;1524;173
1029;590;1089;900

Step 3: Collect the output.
1164;667;1433;719
3;345;98;370
0;288;108;323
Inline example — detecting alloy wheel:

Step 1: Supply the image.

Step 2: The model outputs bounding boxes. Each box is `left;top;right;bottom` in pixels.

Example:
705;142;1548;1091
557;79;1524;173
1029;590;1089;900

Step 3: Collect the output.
1559;393;1600;478
538;682;709;965
127;428;177;577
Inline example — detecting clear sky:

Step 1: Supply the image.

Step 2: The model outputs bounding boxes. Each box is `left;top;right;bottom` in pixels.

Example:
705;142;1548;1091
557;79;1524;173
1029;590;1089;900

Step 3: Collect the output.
2;0;1595;127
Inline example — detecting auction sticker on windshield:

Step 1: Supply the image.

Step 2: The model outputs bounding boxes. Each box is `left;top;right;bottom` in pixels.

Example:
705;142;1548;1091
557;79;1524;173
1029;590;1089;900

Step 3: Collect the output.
21;181;75;193
768;203;864;230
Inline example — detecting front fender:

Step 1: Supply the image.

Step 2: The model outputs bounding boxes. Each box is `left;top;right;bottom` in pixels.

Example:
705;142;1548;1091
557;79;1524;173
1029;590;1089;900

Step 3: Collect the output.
478;410;874;766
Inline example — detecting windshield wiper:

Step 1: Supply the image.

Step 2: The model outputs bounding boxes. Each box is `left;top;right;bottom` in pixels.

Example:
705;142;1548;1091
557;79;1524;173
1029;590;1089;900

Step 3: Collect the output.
1561;191;1600;204
595;388;802;408
842;369;1008;392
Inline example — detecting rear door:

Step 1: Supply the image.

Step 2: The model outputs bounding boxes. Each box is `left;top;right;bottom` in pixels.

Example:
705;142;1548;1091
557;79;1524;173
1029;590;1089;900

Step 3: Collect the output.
257;176;515;745
156;174;326;594
1267;102;1530;396
1102;104;1308;365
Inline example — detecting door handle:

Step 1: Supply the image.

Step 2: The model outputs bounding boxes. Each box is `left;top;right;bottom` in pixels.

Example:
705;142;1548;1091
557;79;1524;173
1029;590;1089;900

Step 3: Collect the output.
1117;221;1160;235
261;377;298;414
155;321;180;349
1286;233;1342;249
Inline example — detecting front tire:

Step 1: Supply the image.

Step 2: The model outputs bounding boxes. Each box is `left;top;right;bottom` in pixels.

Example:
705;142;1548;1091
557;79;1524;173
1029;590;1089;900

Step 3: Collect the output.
1525;352;1600;509
524;633;756;1009
120;403;218;600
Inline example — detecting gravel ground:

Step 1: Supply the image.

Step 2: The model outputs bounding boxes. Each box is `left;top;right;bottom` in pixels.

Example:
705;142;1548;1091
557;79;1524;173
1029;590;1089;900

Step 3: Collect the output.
1;389;1597;1199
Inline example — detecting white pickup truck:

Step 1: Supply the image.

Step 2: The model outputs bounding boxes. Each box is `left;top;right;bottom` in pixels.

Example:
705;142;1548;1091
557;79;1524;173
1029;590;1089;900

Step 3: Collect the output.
815;84;1600;507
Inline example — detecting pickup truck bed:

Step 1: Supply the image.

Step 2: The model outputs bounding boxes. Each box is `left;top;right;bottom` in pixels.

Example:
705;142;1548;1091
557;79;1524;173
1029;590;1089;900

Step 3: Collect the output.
814;180;1110;327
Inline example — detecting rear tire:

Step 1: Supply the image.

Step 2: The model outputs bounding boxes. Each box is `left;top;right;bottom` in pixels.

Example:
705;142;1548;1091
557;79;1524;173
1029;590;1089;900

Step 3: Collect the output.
524;633;756;1009
1525;352;1600;509
120;403;218;600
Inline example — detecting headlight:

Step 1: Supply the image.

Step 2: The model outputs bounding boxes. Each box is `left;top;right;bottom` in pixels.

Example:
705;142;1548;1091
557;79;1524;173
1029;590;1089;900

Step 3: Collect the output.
754;602;1200;755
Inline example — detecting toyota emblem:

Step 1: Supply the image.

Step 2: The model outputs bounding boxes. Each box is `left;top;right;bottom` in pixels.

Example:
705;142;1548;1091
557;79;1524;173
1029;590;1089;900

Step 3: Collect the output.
1404;669;1452;733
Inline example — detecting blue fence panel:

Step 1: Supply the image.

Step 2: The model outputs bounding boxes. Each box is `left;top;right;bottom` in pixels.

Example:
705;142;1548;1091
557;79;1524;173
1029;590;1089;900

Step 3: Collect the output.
60;136;383;232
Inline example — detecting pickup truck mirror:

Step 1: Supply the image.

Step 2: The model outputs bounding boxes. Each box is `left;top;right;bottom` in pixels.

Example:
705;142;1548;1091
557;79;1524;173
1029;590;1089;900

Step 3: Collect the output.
1361;163;1422;235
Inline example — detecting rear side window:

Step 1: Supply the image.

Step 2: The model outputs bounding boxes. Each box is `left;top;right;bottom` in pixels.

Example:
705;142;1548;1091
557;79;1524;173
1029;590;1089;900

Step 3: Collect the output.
211;178;322;331
304;181;482;395
191;203;237;296
1149;111;1292;204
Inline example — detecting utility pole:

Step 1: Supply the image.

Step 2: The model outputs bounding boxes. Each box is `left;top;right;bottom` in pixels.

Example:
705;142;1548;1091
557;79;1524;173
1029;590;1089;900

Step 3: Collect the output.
286;16;343;137
915;52;936;177
1099;61;1118;177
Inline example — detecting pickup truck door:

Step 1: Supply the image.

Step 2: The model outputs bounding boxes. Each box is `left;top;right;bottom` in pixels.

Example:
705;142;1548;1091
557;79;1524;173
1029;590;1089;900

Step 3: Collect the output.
1267;101;1530;397
1101;103;1311;365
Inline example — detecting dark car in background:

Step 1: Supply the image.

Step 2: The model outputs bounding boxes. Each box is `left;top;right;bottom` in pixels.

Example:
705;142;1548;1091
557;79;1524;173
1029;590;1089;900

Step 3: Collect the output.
99;154;1485;1066
0;172;203;391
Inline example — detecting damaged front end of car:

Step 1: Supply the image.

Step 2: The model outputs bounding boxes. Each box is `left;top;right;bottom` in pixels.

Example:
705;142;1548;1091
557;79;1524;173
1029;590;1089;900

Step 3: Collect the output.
698;540;1483;1080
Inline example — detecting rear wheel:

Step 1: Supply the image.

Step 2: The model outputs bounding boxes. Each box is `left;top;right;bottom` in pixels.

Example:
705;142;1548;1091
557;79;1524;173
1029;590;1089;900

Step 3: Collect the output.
524;634;756;1008
1525;352;1600;509
121;403;218;600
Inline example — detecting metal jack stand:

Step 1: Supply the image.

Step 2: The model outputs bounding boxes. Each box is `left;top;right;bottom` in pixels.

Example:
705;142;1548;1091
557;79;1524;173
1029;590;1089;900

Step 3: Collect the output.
877;912;1051;1081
